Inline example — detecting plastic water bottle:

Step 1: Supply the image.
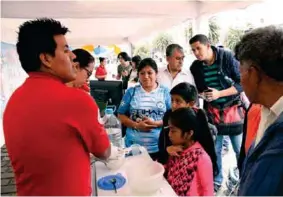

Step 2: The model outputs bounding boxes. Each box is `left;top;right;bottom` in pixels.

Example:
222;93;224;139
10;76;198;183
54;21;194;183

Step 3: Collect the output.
104;108;123;148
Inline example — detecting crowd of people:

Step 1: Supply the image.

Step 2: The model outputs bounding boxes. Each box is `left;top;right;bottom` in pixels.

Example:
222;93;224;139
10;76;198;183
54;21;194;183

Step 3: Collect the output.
2;18;283;196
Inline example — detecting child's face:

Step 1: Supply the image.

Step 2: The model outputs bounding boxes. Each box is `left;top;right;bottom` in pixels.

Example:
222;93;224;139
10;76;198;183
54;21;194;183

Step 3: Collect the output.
171;94;194;111
168;121;192;146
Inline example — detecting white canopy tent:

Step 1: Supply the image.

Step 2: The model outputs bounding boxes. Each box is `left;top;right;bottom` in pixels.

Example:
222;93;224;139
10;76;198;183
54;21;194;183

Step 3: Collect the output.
0;0;265;147
1;0;262;46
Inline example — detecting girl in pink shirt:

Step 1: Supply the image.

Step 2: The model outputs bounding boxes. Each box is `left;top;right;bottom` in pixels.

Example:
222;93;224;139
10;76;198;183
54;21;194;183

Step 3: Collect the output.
165;108;218;196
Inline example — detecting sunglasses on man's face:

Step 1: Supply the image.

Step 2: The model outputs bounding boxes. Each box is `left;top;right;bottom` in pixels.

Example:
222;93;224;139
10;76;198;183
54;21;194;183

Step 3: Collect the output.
83;68;92;78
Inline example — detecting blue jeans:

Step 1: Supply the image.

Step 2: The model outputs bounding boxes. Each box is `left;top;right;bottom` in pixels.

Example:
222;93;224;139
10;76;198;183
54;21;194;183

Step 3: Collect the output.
214;134;242;186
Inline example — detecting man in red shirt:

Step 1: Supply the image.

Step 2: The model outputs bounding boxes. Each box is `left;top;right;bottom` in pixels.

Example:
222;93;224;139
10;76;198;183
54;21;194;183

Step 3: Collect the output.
3;18;111;195
95;57;107;80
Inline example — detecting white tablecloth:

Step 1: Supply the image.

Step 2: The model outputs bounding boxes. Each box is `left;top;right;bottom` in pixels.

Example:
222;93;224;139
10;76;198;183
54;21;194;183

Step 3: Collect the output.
93;153;177;196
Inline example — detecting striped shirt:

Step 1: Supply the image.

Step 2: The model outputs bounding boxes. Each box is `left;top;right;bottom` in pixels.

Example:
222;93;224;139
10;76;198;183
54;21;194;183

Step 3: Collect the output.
203;64;227;104
118;84;171;153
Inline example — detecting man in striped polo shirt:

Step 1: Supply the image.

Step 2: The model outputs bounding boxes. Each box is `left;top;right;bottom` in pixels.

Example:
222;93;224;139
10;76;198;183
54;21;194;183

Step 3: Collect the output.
203;63;228;104
189;34;243;193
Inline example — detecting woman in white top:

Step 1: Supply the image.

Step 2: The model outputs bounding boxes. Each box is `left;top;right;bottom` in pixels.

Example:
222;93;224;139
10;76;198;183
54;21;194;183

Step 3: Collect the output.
129;55;141;83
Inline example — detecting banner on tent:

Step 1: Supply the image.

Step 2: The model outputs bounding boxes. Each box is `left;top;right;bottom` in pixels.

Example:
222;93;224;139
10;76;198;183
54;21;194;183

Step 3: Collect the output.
1;42;27;119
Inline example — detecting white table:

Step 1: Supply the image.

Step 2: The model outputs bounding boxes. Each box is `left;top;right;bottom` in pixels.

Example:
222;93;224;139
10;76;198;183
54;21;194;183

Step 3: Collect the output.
93;153;177;196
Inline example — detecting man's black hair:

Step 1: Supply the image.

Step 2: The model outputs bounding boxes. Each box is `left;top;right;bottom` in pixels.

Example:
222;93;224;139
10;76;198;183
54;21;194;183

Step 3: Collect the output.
235;25;283;81
16;18;69;73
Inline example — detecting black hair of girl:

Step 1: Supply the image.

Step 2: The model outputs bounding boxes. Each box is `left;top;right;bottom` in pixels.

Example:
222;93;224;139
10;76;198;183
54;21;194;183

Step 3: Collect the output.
99;57;105;63
169;108;218;176
72;49;94;68
131;55;142;68
170;82;198;103
137;58;158;73
117;52;131;62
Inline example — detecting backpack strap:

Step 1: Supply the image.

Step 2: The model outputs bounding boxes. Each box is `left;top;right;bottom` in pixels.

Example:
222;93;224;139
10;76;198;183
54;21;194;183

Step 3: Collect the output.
125;86;136;115
121;86;136;137
128;69;133;80
130;86;136;101
217;47;225;72
190;60;207;93
218;47;236;87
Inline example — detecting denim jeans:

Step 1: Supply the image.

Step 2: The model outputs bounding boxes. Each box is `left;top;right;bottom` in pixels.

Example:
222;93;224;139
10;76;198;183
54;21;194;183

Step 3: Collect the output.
214;134;242;186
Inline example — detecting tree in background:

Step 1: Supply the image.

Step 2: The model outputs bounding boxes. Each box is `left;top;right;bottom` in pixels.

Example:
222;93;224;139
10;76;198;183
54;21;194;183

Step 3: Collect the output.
208;17;220;45
152;33;173;54
133;44;151;59
184;22;193;44
224;23;253;51
184;18;220;45
224;28;244;50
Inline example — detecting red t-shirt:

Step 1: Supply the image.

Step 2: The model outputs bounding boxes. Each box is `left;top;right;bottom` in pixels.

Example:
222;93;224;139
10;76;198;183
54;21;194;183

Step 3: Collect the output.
79;82;90;93
95;65;107;77
3;72;110;196
245;104;261;153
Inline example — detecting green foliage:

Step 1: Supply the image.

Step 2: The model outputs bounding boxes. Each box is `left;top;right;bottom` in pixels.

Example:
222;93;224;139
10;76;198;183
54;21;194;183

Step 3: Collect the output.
208;17;220;45
224;27;245;50
133;44;151;59
152;33;173;54
184;22;193;43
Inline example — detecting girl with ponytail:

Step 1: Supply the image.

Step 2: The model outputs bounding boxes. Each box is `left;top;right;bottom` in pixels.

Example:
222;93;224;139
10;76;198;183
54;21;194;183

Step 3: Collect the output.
165;108;218;196
158;82;217;164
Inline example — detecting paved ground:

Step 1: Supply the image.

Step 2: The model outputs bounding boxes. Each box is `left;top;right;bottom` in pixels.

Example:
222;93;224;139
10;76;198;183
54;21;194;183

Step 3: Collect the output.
216;144;238;196
1;144;237;196
1;145;16;196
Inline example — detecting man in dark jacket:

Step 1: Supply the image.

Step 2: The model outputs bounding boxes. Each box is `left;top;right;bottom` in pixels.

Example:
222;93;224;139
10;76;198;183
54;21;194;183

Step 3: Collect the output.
235;25;283;195
189;34;244;192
